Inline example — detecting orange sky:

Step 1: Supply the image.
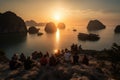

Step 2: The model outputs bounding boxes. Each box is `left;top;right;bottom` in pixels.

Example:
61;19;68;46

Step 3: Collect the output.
0;0;120;25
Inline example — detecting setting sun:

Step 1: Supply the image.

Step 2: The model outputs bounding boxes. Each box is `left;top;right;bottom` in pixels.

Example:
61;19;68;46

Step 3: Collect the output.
54;12;61;21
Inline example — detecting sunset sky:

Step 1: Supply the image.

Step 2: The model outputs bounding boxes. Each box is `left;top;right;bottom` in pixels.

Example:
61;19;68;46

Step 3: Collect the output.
0;0;120;25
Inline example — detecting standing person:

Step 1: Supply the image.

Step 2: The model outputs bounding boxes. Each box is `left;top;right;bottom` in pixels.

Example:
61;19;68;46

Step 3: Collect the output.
64;50;71;63
71;43;75;51
82;54;89;65
79;45;82;53
46;51;49;57
73;52;79;65
61;49;65;56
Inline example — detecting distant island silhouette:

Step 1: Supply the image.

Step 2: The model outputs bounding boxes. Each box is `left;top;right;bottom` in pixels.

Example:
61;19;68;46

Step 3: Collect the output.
25;20;46;26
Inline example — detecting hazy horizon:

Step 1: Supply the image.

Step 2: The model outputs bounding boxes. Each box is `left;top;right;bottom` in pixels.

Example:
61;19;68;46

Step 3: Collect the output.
0;0;120;25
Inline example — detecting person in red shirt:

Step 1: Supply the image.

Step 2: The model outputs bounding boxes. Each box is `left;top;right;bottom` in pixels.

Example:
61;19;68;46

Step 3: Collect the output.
40;55;48;66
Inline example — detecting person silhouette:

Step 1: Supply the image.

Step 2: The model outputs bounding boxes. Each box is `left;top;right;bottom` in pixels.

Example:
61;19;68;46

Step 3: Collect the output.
73;52;79;65
82;54;89;65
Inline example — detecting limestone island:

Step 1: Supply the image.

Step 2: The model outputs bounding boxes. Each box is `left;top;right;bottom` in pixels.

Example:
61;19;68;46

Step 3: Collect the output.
0;11;27;35
87;20;106;31
45;22;57;33
28;26;40;34
57;23;65;29
114;25;120;33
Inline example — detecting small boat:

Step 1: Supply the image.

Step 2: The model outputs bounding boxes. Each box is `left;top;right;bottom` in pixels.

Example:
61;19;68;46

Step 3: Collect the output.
78;33;100;41
73;29;77;32
37;32;43;36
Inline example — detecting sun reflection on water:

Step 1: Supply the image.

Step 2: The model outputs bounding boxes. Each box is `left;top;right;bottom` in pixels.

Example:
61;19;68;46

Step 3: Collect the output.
54;28;60;53
56;28;60;43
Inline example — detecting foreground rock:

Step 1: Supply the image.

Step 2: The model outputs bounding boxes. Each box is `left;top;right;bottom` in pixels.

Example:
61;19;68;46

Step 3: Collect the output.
0;53;109;80
87;20;106;31
28;26;39;34
78;33;100;41
57;23;65;29
0;11;27;34
45;22;57;33
1;43;120;80
0;50;9;63
114;25;120;33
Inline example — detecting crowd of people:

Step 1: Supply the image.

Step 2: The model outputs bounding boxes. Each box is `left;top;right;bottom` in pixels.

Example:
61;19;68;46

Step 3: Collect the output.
9;44;89;70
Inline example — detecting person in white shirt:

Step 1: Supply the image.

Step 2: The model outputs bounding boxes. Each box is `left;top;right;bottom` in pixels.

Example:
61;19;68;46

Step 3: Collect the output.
64;51;71;63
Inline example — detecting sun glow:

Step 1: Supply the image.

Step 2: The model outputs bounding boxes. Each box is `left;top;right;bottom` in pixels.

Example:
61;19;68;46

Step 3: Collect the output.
53;12;61;21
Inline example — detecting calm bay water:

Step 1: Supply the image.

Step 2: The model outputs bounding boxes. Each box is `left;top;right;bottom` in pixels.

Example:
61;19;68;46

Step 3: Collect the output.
0;25;120;59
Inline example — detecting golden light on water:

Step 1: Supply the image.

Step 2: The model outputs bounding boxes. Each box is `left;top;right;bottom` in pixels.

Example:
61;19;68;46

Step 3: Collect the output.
56;28;60;43
54;49;58;54
54;28;60;53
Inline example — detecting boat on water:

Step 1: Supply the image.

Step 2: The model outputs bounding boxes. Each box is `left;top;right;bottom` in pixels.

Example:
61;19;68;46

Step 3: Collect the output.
78;33;100;41
37;32;43;36
73;29;77;32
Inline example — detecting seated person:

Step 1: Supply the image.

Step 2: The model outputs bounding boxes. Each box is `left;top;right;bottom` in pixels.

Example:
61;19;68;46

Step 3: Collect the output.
49;55;57;66
32;51;38;60
37;51;43;59
40;55;48;66
9;57;22;70
12;53;19;61
24;56;34;70
19;53;26;63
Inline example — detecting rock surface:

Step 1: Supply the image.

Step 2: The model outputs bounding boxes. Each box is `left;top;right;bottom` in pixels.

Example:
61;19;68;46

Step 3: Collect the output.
57;23;65;29
0;50;9;63
114;25;120;33
87;20;105;31
0;54;112;80
1;44;120;80
45;22;57;33
0;11;27;34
